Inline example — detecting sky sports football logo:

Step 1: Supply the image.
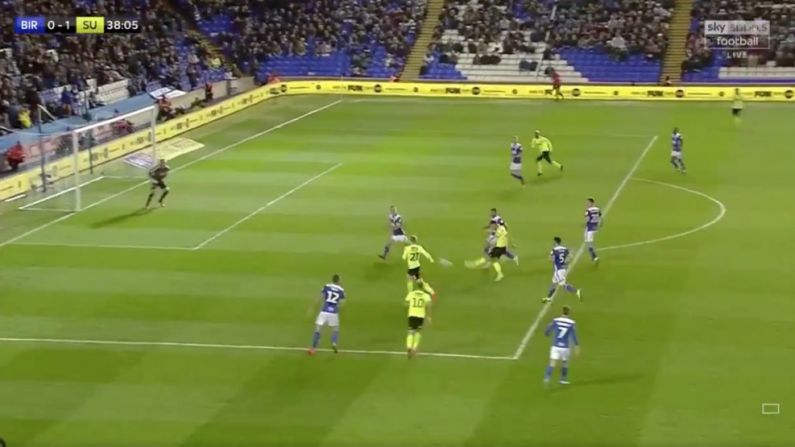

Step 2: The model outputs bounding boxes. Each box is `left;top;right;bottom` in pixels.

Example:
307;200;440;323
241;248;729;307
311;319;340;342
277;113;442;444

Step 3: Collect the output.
704;20;770;53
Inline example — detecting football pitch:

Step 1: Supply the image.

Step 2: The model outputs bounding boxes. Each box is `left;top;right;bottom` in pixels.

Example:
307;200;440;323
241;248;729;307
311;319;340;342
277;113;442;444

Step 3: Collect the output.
0;95;793;446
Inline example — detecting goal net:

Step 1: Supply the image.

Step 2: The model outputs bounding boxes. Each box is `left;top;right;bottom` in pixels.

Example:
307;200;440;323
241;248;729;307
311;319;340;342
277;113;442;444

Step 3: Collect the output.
16;105;158;213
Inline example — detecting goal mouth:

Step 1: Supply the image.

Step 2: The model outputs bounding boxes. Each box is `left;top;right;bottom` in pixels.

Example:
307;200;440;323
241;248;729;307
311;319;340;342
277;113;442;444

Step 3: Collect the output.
6;104;159;213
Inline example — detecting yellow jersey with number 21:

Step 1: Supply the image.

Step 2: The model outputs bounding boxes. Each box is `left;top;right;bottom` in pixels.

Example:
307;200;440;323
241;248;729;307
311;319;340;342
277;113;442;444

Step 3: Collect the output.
402;244;434;269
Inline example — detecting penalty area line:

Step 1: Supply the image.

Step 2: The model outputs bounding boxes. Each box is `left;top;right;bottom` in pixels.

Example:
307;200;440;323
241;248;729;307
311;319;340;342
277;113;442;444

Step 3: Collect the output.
0;336;514;361
511;135;659;360
0;99;344;250
192;162;343;250
11;241;194;251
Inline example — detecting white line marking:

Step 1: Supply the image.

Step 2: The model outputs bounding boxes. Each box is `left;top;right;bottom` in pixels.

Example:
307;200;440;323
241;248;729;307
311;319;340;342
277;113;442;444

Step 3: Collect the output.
0;336;514;361
761;403;781;415
101;175;146;180
0;99;344;249
311;126;650;139
512;135;659;360
18;207;73;212
193;162;343;250
12;241;194;251
600;178;726;252
19;176;106;210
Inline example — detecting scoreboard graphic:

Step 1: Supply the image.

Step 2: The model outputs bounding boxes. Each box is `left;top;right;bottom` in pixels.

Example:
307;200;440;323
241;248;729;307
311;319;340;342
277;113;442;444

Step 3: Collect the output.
14;16;141;34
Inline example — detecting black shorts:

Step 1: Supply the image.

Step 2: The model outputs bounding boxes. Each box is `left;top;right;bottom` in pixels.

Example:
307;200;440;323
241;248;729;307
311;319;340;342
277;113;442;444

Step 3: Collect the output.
408;316;424;330
151;179;167;189
407;267;421;279
536;151;552;163
489;246;507;259
732;108;742;116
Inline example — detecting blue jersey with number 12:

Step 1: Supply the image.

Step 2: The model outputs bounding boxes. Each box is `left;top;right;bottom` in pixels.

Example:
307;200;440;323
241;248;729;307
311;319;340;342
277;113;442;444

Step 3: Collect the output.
585;206;602;231
321;284;345;313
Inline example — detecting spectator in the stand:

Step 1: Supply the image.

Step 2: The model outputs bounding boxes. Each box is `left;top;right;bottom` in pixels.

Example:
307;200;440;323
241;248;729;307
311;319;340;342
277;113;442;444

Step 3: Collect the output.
6;141;25;171
519;57;535;72
61;88;75;116
608;34;628;61
204;82;213;103
18;107;31;128
112;110;134;135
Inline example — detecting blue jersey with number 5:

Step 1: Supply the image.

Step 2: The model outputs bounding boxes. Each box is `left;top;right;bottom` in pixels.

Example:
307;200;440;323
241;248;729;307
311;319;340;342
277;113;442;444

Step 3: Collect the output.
321;284;345;313
545;317;578;348
551;245;569;270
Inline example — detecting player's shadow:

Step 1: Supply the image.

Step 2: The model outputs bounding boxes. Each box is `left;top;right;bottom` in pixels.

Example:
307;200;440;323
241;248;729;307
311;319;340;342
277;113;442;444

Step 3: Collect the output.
91;208;152;228
550;373;645;393
534;174;564;186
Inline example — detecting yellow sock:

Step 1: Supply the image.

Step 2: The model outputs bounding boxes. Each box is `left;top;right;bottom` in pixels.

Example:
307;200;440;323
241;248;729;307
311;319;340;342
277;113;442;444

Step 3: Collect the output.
536;161;543;174
412;332;422;350
493;262;503;275
473;257;487;267
406;333;413;349
552;161;562;169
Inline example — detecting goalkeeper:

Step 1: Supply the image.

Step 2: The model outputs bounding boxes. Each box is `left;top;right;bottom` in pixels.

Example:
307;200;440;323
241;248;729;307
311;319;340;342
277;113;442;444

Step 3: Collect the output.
531;130;564;176
146;159;171;208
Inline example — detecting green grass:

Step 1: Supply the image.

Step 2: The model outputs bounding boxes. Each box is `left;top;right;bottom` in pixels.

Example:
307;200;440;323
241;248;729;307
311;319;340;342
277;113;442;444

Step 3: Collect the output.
0;95;793;446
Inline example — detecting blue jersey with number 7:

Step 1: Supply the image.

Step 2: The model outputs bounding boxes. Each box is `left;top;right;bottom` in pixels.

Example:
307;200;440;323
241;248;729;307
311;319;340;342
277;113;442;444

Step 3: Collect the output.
545;317;578;348
321;284;345;313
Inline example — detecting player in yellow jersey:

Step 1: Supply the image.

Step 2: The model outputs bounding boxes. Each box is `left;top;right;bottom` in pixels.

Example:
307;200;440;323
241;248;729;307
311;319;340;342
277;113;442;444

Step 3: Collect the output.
531;130;563;176
732;88;743;123
466;222;510;281
405;286;432;358
401;235;437;298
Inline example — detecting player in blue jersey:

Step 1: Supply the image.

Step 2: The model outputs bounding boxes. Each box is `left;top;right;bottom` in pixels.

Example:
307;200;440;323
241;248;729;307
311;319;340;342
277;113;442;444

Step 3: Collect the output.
543;305;580;385
542;237;582;303
308;274;346;356
670;127;686;173
379;205;408;260
509;136;525;185
584;198;602;262
483;208;519;265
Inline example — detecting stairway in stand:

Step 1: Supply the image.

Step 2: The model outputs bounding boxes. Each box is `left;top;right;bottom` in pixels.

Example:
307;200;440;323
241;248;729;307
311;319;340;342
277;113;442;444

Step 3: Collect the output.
164;0;236;74
401;0;446;81
660;0;695;83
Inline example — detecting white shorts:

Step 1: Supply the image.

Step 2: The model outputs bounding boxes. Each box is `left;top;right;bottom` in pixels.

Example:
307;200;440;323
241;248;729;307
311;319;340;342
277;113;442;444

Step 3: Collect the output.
584;229;597;243
509;162;522;172
550;346;571;362
552;268;567;285
671;151;682;159
315;311;340;328
391;234;408;243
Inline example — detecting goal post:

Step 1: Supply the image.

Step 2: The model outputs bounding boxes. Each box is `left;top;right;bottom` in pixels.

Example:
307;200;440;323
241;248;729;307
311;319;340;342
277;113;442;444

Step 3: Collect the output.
18;104;159;213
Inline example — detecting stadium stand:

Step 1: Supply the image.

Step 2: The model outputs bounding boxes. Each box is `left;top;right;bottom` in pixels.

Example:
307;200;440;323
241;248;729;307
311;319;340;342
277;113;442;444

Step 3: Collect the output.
0;0;226;133
421;0;674;83
181;0;427;80
683;0;795;82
